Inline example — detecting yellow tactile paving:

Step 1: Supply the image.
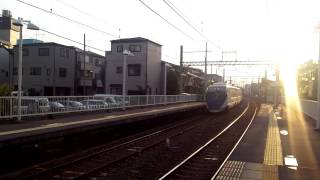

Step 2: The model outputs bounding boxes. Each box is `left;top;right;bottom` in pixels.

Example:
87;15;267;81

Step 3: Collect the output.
263;110;283;166
215;105;281;180
262;165;279;180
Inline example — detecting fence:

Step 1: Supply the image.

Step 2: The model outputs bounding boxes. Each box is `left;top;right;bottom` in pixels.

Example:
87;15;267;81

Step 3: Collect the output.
0;94;203;119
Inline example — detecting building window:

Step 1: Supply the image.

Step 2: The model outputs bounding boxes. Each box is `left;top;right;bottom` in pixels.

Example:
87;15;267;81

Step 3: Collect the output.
83;70;93;78
85;55;90;63
129;45;141;52
30;67;41;76
89;58;93;65
23;48;29;56
95;59;103;66
47;68;51;76
38;48;49;56
117;45;123;53
59;68;67;77
116;66;123;74
60;48;69;58
128;64;141;76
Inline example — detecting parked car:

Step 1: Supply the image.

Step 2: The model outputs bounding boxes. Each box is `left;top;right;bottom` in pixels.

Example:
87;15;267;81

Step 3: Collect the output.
59;100;85;110
113;96;129;105
80;100;108;110
13;97;50;114
94;94;122;107
94;94;128;107
49;102;66;112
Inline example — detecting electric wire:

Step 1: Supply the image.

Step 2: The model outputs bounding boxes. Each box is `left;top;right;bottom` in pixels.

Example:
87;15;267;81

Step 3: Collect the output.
41;29;105;52
55;0;120;31
137;0;200;44
16;0;118;38
162;0;222;50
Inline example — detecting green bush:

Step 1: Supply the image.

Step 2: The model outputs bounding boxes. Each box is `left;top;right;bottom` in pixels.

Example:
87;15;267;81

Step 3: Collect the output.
0;84;11;116
0;84;10;96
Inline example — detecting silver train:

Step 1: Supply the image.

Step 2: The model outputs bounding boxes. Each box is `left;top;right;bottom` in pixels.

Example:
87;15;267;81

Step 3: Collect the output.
205;83;242;113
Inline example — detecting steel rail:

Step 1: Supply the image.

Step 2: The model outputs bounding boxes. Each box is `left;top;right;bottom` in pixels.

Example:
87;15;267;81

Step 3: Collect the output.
15;114;206;180
159;103;251;179
211;103;258;179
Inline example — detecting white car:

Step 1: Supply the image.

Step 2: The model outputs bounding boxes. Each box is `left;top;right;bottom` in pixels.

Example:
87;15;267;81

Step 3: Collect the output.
59;100;85;110
81;100;108;110
13;97;50;114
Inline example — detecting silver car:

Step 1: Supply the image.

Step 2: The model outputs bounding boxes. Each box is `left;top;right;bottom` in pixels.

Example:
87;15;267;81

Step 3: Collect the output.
59;100;85;110
80;100;108;110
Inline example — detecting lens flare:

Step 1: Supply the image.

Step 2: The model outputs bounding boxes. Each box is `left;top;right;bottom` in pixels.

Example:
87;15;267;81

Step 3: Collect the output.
279;61;317;167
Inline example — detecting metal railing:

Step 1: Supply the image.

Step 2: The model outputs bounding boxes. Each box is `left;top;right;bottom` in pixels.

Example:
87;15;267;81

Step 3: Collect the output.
0;95;203;119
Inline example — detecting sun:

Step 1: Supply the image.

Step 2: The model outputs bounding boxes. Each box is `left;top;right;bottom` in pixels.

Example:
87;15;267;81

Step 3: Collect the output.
279;62;299;98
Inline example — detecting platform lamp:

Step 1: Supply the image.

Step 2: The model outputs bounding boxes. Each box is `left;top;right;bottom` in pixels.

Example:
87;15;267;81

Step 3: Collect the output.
13;17;39;121
122;49;134;109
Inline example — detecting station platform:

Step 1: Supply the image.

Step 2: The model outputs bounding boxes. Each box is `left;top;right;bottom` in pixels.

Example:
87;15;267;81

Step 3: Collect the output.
0;102;205;147
216;104;320;180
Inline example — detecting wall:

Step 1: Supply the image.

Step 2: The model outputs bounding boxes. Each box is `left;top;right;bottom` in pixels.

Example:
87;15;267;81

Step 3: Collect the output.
11;44;75;95
0;47;9;85
106;42;147;94
300;99;319;121
147;42;161;94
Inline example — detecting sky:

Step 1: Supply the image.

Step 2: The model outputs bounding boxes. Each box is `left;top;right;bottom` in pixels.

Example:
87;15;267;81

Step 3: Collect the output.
1;0;320;84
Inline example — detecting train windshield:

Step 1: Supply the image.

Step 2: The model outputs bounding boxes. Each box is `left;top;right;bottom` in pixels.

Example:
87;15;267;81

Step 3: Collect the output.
206;90;226;97
206;88;227;111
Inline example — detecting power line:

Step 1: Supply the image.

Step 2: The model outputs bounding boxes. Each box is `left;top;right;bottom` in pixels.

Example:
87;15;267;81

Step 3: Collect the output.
162;1;204;40
137;0;199;44
16;0;118;38
55;0;120;31
41;29;105;52
162;0;222;50
184;50;213;53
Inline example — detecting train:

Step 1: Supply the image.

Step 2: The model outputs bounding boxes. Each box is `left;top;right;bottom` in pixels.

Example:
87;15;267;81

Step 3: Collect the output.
205;82;242;113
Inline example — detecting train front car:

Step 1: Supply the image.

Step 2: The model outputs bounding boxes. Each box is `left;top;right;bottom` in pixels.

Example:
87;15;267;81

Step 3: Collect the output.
205;83;228;113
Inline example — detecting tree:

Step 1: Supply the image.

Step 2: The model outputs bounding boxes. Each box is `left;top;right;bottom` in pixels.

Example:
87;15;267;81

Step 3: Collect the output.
0;84;11;96
0;84;11;116
167;70;179;95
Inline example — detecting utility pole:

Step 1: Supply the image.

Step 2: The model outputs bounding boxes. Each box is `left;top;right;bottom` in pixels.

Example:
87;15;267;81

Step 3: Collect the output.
83;34;86;96
179;45;183;93
317;29;320;129
265;68;268;102
258;73;260;96
274;64;280;109
204;42;208;89
223;68;225;82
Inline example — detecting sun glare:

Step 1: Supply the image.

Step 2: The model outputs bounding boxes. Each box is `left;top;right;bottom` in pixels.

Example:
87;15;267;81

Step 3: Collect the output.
279;61;318;167
280;62;299;98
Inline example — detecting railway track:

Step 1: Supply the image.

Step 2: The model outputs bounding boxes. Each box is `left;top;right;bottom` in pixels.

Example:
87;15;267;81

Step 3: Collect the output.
1;112;209;180
2;101;256;180
159;102;257;179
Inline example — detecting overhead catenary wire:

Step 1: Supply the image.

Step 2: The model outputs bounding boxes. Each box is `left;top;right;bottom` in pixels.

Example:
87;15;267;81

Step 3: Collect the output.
137;0;200;44
162;0;222;50
16;0;118;38
184;50;213;53
41;29;105;52
55;0;120;31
